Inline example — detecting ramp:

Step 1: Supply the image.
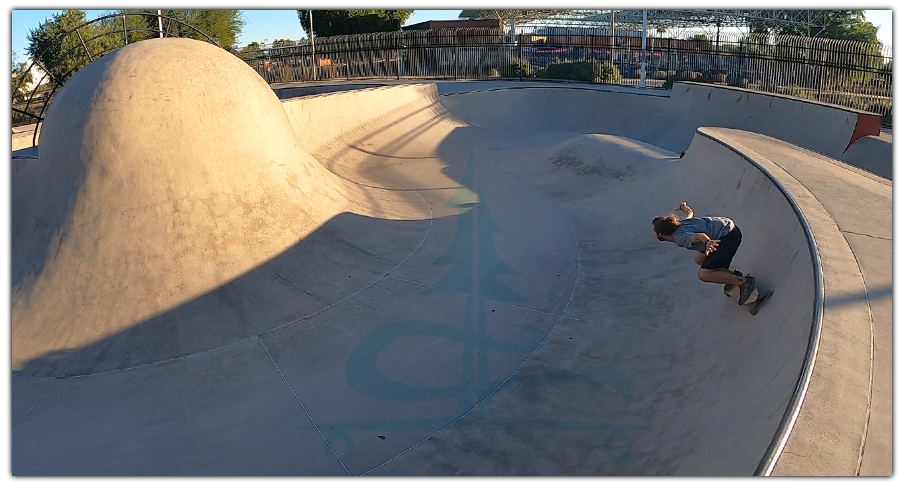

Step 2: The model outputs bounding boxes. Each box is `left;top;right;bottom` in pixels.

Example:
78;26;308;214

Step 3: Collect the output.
10;39;889;475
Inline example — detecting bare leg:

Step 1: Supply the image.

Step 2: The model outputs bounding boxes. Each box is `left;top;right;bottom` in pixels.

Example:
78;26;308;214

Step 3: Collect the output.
693;252;705;266
698;267;745;286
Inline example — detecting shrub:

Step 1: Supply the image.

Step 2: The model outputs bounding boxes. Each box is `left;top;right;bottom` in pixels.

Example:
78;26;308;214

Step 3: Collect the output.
502;58;534;78
595;63;622;84
662;71;709;89
539;61;595;82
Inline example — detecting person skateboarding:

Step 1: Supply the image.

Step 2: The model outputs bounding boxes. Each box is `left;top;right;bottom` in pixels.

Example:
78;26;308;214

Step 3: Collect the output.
652;201;756;305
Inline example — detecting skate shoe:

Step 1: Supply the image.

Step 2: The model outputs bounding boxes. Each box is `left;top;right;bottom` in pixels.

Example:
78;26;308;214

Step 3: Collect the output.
738;275;756;305
723;270;744;294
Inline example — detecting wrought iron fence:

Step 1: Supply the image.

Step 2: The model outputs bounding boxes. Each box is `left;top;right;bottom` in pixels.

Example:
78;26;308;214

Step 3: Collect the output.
242;27;892;126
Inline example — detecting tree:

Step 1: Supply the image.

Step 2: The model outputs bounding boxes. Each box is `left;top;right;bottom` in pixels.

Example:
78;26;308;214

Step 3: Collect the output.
296;10;414;37
26;10;99;84
272;38;294;47
26;10;245;85
750;10;879;44
237;41;263;60
146;10;245;50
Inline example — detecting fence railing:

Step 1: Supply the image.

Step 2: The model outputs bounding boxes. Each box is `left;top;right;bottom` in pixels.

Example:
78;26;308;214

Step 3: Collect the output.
241;27;892;126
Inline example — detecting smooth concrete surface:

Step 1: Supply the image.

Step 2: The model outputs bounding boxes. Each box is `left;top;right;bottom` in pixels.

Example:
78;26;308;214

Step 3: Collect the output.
270;78;890;177
11;38;891;476
841;134;893;180
702;129;891;476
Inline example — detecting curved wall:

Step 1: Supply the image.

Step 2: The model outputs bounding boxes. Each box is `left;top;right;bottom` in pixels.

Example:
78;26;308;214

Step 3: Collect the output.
278;84;820;474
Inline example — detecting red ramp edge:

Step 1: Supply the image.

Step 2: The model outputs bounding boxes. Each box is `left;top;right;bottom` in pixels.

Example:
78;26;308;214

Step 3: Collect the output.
846;114;883;153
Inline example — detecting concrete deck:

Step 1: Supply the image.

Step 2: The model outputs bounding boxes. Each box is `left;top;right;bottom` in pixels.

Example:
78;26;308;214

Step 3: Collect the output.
10;38;892;476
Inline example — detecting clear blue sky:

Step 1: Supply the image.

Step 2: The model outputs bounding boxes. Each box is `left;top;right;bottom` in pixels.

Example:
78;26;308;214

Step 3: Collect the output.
11;9;893;64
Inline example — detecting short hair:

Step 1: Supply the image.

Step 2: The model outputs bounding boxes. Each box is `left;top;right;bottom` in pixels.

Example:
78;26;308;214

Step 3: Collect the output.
652;214;680;235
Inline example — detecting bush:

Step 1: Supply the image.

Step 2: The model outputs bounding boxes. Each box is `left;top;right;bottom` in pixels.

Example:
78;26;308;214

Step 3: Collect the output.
594;63;622;84
539;61;595;82
502;58;534;78
662;71;710;89
271;64;340;82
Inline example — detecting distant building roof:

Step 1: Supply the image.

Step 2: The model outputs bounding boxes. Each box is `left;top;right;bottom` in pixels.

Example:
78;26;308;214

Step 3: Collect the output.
403;19;501;30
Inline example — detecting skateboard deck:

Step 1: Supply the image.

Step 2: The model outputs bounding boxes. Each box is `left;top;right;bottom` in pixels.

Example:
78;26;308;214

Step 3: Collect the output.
724;277;772;315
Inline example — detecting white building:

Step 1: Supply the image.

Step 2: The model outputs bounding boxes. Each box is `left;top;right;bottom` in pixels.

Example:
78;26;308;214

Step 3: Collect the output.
24;60;49;93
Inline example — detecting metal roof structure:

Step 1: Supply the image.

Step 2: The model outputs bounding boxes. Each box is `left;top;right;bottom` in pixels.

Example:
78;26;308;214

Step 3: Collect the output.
459;9;836;32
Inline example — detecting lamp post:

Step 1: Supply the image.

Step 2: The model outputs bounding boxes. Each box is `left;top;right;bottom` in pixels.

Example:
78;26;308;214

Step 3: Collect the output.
309;10;316;81
640;10;647;88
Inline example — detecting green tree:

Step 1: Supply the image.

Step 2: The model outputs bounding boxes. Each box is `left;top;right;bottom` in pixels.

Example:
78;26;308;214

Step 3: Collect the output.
99;10;157;47
26;9;244;86
26;10;99;84
272;38;294;47
237;41;263;59
750;10;879;43
296;10;414;37
146;10;245;50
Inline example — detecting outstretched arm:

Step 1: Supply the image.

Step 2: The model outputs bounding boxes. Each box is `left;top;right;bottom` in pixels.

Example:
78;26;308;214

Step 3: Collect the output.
677;201;694;219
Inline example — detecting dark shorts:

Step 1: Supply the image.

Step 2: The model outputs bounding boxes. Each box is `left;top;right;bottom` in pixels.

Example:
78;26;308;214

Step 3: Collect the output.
700;226;742;270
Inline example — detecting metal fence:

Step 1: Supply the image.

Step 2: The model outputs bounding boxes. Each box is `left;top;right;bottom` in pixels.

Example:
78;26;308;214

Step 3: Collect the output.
242;27;892;125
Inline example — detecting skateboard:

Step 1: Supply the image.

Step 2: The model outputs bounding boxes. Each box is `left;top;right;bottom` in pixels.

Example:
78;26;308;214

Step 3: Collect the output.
723;272;772;315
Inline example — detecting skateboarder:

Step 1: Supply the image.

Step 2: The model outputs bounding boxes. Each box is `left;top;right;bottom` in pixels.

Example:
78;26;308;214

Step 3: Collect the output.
652;201;756;305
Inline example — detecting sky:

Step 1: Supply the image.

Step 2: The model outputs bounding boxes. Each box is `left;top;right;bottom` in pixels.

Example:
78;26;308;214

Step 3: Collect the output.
10;8;894;64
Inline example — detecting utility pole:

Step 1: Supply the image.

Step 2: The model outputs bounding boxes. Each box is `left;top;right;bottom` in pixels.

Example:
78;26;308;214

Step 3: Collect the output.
611;10;616;65
640;10;647;88
309;10;316;81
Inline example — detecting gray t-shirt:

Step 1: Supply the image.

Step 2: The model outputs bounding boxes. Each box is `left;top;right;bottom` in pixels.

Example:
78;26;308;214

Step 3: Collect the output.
673;216;735;252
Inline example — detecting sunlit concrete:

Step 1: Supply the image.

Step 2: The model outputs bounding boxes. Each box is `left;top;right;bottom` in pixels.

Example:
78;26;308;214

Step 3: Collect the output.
11;38;891;476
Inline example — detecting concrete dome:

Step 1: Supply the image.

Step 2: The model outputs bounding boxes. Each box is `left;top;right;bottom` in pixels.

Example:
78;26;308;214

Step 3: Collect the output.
12;38;359;375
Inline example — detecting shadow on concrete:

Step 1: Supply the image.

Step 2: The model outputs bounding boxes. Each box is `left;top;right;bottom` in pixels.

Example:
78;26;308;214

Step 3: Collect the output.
823;285;892;309
14;211;434;378
11;155;88;294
